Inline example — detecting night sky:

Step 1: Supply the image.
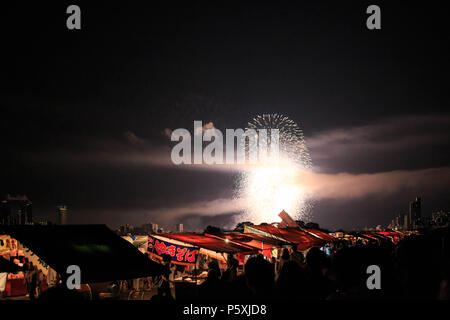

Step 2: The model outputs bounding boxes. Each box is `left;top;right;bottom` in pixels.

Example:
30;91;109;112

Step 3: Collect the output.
2;1;449;231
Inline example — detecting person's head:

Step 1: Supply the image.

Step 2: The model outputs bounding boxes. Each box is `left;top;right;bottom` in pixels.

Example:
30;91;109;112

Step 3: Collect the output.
162;254;172;265
276;260;308;298
227;257;239;270
245;256;275;295
306;247;326;271
295;251;305;264
208;260;221;279
291;245;298;252
333;247;370;293
281;248;290;260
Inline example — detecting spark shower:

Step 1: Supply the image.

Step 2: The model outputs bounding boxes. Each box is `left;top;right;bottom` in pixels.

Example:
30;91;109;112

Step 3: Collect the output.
169;114;313;224
235;114;313;224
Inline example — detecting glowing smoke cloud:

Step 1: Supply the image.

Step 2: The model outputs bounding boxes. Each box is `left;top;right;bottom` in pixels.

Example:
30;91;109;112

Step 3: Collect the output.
235;114;313;224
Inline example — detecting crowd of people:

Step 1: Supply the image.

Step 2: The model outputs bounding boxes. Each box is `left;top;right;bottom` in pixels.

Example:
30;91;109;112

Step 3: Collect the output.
0;256;50;299
8;228;448;301
153;229;450;301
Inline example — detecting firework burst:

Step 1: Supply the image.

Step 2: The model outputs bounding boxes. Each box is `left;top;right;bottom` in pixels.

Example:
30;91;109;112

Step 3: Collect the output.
247;114;312;168
235;114;313;224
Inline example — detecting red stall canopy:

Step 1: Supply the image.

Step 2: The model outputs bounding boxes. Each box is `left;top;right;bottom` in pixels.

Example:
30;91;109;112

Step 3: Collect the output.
224;232;290;248
359;232;391;243
302;228;337;243
245;225;326;251
375;231;401;244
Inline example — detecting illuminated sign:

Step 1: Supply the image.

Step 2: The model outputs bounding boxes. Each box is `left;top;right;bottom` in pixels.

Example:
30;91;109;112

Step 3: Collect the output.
148;235;199;266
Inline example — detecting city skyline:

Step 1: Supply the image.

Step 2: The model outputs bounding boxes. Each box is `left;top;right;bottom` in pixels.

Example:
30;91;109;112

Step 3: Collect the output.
2;191;449;234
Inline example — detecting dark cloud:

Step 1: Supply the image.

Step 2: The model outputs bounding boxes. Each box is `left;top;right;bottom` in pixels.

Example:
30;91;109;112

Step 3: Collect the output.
307;115;450;173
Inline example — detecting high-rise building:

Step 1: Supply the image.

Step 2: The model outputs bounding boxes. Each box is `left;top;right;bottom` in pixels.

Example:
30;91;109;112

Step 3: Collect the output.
0;194;33;225
176;223;183;233
409;197;422;229
118;224;134;235
142;222;159;234
395;215;401;229
58;205;68;225
404;214;409;231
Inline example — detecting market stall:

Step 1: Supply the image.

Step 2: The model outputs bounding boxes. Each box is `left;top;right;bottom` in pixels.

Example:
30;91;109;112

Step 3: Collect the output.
150;232;259;281
0;235;27;298
375;230;402;244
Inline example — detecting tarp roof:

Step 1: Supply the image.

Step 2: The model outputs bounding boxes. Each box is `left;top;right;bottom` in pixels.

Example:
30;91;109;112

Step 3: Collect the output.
376;231;401;237
157;233;258;254
360;232;391;242
223;232;291;247
376;231;401;243
349;232;376;241
303;228;337;242
0;225;163;283
350;232;391;243
246;225;326;251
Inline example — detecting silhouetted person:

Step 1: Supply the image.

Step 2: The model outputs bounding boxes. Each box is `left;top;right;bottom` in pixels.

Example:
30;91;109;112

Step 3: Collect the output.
151;279;175;302
276;260;308;300
271;257;277;275
305;247;332;299
23;258;30;271
198;260;225;300
277;248;290;276
244;255;275;300
329;246;396;300
26;263;38;300
222;257;239;283
395;234;443;299
290;245;304;267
